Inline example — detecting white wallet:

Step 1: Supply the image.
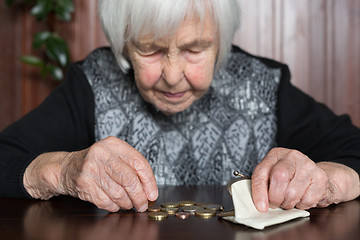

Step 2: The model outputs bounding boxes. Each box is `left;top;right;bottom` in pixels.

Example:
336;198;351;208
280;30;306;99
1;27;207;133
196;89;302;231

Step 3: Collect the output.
222;179;310;230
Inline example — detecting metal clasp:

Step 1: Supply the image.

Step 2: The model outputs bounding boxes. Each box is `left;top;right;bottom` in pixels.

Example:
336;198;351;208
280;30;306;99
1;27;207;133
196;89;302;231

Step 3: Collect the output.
226;170;250;195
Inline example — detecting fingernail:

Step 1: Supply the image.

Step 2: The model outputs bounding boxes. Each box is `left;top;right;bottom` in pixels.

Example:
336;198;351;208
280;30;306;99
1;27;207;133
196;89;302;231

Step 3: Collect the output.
149;190;158;201
258;201;267;212
139;204;148;212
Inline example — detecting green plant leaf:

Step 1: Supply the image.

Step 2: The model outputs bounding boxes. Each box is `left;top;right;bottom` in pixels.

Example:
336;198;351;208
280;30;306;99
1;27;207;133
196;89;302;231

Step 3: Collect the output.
20;55;44;67
56;0;74;12
55;9;71;22
47;64;63;81
30;0;52;21
33;31;51;49
44;35;70;67
10;0;71;82
55;0;74;21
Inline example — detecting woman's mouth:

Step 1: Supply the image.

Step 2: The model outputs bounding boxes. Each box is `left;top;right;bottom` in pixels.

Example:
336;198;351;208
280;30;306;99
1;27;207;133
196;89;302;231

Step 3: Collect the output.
162;91;186;99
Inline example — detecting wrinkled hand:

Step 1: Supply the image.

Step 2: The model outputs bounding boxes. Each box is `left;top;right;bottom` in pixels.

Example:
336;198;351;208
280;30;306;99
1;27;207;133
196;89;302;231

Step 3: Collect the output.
251;147;360;212
24;136;158;212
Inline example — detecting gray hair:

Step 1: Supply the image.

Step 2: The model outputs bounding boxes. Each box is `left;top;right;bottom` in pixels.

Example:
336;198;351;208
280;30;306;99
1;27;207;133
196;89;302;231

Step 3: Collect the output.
98;0;240;73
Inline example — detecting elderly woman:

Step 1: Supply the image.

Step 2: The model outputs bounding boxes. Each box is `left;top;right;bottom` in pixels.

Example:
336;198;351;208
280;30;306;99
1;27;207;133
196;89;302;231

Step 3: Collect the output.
0;0;360;213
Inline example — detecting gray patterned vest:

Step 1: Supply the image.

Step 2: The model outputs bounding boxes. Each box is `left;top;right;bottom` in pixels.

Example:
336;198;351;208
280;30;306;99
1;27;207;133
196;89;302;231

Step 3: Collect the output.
80;47;281;185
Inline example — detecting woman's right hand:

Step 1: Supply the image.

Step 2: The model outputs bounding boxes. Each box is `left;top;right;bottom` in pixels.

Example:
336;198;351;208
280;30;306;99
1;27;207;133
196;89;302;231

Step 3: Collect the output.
23;136;158;212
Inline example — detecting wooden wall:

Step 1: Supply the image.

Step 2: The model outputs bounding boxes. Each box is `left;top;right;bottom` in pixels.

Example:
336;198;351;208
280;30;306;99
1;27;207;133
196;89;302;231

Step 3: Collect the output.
235;0;360;127
0;0;108;131
0;0;359;131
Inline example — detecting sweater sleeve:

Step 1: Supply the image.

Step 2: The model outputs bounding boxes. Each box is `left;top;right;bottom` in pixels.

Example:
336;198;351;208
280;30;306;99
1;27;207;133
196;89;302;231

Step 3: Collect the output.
276;65;360;175
0;63;95;198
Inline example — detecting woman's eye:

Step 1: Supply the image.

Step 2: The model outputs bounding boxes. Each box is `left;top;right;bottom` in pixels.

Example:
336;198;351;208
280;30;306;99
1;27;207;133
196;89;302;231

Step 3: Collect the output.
139;50;162;57
186;49;201;54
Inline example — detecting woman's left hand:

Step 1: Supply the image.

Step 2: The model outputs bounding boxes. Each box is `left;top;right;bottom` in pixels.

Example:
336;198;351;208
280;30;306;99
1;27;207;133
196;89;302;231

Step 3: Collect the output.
251;147;360;212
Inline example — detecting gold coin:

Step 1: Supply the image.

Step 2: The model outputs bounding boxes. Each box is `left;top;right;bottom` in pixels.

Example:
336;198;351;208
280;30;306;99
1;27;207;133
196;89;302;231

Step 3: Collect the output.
178;200;196;207
181;205;204;214
195;202;208;207
148;211;168;220
195;209;217;219
161;207;178;215
161;202;179;208
217;210;235;218
147;206;161;212
204;204;224;211
175;212;190;220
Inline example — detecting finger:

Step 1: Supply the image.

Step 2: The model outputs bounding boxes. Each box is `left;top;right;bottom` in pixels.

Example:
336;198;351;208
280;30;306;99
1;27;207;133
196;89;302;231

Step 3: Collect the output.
78;184;120;212
280;157;328;209
251;168;269;212
267;160;294;208
296;170;330;209
99;137;158;202
129;152;158;202
121;172;149;212
106;159;149;212
116;141;158;202
280;173;310;209
296;184;325;209
252;151;281;212
316;197;332;208
98;174;133;210
268;149;313;209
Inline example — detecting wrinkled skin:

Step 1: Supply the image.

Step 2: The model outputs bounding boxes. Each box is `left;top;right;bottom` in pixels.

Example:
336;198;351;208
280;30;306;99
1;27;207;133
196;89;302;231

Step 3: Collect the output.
24;137;158;212
251;148;360;212
126;14;218;115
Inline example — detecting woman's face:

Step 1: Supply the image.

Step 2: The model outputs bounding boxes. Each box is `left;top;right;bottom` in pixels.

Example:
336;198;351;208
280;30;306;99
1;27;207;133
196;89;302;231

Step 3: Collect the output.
126;16;218;115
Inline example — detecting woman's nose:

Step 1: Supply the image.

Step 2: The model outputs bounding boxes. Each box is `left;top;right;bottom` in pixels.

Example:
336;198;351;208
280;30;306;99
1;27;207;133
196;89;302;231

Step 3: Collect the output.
162;55;185;87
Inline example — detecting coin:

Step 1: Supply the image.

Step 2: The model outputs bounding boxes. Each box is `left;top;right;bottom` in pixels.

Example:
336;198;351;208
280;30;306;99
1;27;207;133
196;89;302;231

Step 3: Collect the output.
175;212;190;220
204;204;224;211
161;207;178;215
148;211;168;220
178;200;196;207
148;200;156;207
195;209;217;219
195;202;208;207
217;210;235;218
181;205;204;214
147;206;161;212
161;202;179;208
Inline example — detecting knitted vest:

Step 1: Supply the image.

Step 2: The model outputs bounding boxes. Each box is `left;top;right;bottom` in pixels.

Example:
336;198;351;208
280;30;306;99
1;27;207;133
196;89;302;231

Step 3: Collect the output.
80;47;281;185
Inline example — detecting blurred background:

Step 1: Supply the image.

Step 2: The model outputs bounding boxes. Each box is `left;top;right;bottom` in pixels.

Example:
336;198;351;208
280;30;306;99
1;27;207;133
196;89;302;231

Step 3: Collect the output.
0;0;359;131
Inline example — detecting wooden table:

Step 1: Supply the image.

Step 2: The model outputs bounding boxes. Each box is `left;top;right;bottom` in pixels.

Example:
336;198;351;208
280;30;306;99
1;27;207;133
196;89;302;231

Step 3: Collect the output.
0;185;359;240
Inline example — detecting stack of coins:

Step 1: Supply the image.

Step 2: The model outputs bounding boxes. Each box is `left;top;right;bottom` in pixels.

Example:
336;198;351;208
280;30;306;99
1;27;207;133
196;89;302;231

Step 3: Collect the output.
148;206;161;212
181;205;204;214
147;200;224;221
178;200;196;207
161;207;178;215
203;204;224;211
161;202;179;208
148;211;168;220
195;209;217;219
